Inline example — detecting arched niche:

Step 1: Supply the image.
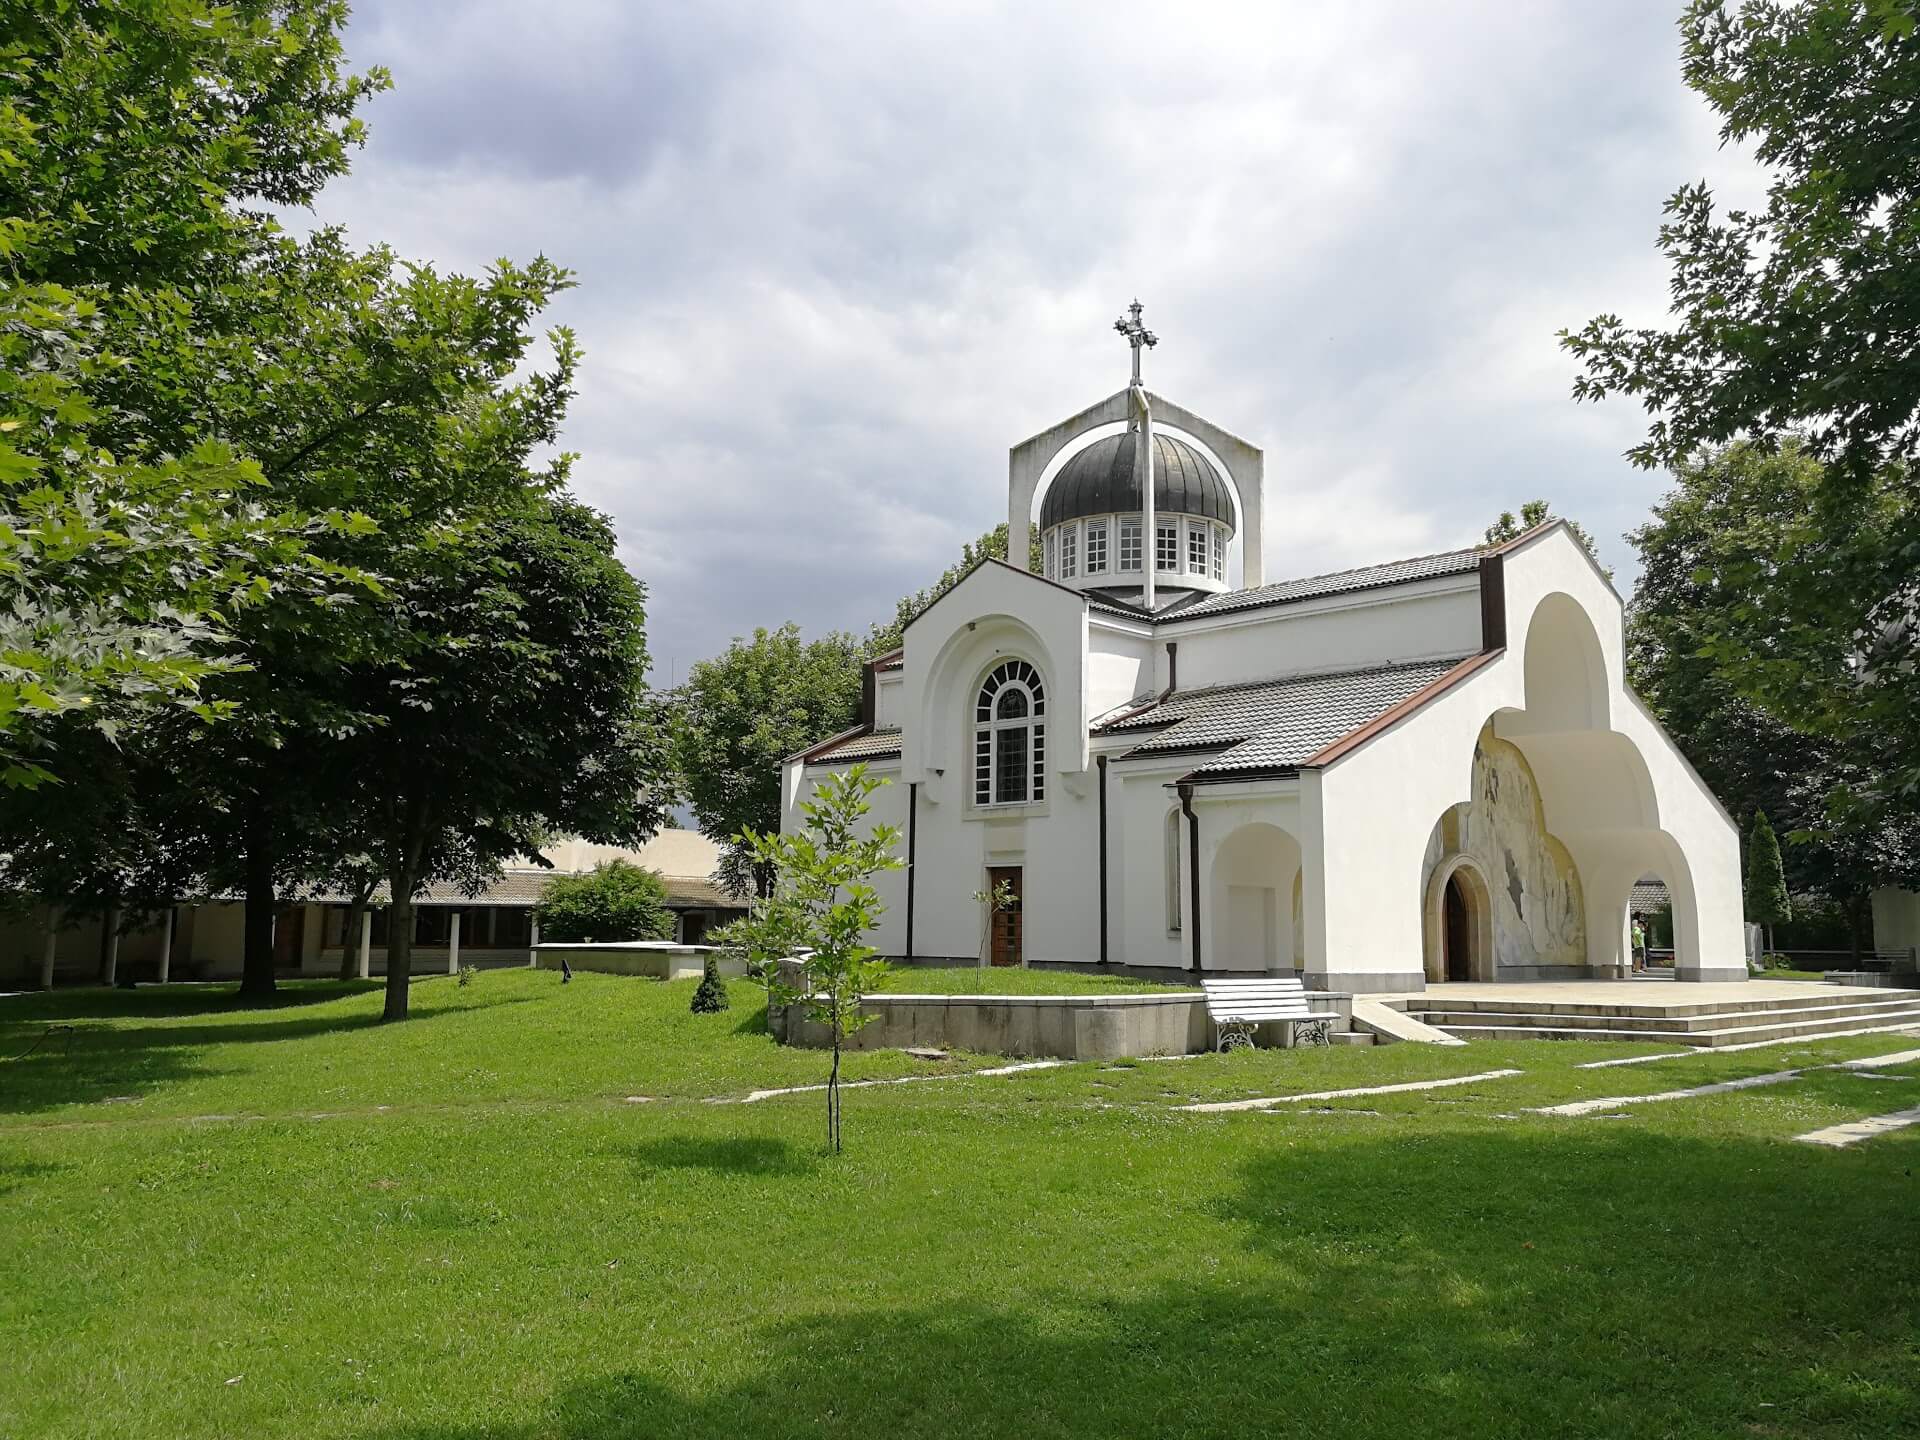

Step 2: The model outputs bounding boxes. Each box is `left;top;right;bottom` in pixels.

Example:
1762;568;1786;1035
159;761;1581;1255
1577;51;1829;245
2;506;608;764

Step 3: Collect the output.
1518;591;1610;733
1207;821;1303;972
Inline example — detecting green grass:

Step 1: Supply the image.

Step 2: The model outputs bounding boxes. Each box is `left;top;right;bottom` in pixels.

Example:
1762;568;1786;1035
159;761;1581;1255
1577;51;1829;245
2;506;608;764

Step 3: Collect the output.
3;970;1919;1438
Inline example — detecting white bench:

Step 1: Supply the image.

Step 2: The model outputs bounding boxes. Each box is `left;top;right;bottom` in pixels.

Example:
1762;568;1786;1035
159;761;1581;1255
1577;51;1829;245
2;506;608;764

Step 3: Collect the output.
1201;976;1337;1050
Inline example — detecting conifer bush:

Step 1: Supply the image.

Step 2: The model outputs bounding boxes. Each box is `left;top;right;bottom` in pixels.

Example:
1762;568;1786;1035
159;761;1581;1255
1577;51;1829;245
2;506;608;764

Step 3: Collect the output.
690;955;729;1013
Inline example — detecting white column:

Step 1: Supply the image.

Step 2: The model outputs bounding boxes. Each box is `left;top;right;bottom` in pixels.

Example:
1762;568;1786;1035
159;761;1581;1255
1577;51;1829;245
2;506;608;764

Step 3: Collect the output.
39;909;57;990
448;910;461;976
157;906;173;984
357;908;372;979
101;905;120;986
528;916;540;967
1138;387;1156;611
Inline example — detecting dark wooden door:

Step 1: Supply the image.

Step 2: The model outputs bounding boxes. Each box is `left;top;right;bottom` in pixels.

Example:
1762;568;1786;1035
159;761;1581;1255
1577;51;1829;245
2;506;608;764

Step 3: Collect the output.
1443;875;1470;982
274;906;305;971
987;866;1023;967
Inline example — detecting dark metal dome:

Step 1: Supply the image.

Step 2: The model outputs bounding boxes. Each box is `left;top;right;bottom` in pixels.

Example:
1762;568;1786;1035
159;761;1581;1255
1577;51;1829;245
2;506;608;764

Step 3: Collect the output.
1039;429;1236;533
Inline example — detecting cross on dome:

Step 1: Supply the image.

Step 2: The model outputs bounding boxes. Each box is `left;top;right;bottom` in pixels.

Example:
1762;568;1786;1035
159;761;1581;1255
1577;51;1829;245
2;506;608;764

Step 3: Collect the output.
1113;299;1157;387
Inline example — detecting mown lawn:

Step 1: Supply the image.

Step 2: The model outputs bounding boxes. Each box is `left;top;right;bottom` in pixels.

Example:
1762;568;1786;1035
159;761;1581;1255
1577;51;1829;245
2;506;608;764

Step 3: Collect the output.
3;969;1918;1439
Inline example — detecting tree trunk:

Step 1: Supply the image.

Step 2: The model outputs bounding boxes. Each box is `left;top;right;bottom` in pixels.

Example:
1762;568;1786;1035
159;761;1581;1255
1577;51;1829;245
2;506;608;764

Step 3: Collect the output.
338;894;367;982
827;1012;842;1153
1848;895;1866;966
382;876;414;1022
238;801;278;1000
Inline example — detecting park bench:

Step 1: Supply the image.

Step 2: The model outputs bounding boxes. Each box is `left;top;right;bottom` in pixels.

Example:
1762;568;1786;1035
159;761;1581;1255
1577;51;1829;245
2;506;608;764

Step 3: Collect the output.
1201;976;1337;1051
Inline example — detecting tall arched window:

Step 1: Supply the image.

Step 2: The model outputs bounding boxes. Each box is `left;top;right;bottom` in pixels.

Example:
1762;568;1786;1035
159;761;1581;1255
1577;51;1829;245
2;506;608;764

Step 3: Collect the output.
974;660;1046;806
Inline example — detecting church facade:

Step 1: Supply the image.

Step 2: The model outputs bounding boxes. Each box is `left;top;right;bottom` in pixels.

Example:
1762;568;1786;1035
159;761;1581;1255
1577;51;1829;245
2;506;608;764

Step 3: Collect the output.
782;313;1747;992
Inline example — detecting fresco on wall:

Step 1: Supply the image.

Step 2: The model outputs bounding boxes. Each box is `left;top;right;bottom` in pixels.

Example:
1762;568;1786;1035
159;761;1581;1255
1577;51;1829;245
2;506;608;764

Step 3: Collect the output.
1421;724;1586;974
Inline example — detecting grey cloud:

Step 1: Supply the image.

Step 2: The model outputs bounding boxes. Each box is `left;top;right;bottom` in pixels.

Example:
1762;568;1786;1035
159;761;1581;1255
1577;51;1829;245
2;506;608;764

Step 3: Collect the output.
322;0;1762;681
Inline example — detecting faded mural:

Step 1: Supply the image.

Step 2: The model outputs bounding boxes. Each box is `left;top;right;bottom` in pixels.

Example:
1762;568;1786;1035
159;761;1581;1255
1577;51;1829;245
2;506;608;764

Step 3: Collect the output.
1421;723;1586;976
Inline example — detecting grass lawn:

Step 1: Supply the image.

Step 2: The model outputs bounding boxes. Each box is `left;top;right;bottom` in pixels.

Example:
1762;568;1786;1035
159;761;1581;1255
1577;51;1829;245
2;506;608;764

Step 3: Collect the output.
3;970;1919;1438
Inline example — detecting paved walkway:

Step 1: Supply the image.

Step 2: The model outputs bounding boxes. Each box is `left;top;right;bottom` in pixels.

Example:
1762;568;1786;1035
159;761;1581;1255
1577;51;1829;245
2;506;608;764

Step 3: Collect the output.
1179;1068;1523;1113
1795;1105;1920;1148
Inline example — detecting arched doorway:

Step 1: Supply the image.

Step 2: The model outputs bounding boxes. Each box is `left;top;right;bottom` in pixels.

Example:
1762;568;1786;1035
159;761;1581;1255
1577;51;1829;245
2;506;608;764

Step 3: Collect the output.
1207;822;1304;972
1424;856;1494;983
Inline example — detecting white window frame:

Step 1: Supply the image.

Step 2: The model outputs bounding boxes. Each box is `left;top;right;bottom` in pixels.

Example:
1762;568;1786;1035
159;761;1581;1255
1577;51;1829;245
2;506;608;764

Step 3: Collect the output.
1059;522;1077;579
1186;520;1208;575
1118;518;1142;572
1155;521;1179;573
1084;518;1109;575
1043;528;1057;580
974;660;1047;808
1211;524;1226;581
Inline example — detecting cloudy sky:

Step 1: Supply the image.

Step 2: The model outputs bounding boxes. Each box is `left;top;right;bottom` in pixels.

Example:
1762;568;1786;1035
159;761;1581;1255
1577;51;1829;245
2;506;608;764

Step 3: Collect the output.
311;1;1767;682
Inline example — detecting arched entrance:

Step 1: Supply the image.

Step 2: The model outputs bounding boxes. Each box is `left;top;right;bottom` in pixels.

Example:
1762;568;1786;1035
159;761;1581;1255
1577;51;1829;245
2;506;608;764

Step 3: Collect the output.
1423;856;1494;983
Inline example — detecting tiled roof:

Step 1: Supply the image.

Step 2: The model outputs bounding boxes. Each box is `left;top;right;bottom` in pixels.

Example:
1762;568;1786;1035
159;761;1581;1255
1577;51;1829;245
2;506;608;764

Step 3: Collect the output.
804;727;904;763
1630;881;1671;912
1104;657;1469;774
1165;546;1484;621
301;868;746;912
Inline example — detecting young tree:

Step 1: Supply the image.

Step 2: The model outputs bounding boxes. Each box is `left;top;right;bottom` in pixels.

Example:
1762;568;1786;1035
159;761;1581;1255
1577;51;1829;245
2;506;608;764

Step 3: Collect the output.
336;495;671;1021
725;765;901;1153
671;625;867;895
534;860;674;944
689;955;730;1014
1745;810;1792;951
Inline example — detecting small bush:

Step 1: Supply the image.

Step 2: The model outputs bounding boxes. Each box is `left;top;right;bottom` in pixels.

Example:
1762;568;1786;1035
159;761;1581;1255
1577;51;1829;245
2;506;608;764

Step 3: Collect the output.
534;860;675;943
691;955;729;1014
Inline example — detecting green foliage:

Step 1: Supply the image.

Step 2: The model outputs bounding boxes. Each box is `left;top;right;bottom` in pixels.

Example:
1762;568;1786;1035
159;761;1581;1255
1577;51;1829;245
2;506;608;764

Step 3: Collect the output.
1482;500;1607;574
670;624;866;893
868;522;1043;654
1564;0;1920;483
0;0;390;785
534;858;674;945
690;954;730;1014
1745;810;1793;932
722;764;902;1151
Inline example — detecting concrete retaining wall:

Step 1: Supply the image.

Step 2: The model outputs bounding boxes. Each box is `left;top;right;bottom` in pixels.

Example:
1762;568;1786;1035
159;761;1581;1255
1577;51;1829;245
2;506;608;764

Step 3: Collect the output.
532;943;743;982
773;990;1353;1061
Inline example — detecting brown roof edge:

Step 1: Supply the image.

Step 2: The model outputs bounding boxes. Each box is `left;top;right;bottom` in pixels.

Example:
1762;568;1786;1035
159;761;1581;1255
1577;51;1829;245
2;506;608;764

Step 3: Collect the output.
786;723;870;766
1299;649;1503;770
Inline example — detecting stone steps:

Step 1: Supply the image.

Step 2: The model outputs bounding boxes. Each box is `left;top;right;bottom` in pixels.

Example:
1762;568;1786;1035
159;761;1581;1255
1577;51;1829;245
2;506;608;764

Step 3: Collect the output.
1430;1010;1920;1049
1410;997;1920;1035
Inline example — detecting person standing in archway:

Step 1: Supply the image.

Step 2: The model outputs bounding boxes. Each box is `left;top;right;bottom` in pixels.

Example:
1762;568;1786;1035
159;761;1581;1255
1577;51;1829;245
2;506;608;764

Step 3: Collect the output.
1631;918;1647;973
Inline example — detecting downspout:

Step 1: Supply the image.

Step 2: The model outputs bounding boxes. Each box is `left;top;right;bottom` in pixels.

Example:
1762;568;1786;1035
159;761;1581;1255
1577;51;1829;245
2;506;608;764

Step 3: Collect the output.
905;781;918;960
1178;781;1202;973
1096;756;1109;966
1165;640;1178;694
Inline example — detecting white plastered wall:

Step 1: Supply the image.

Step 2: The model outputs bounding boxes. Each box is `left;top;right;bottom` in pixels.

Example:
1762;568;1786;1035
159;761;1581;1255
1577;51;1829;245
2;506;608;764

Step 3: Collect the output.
1308;526;1746;990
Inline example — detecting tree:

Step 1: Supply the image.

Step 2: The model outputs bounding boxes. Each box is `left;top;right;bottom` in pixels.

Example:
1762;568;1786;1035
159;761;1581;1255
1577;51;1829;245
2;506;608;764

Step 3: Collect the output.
334;495;671;1021
534;860;674;944
724;765;901;1153
868;522;1043;655
1745;810;1792;950
1483;500;1606;570
671;625;866;895
1564;0;1920;484
689;955;729;1014
0;0;389;785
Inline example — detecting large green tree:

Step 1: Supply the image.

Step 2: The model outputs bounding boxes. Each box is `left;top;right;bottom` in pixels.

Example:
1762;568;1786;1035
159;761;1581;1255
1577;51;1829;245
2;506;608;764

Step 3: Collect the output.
332;495;669;1022
1566;0;1920;819
672;625;866;895
0;1;387;786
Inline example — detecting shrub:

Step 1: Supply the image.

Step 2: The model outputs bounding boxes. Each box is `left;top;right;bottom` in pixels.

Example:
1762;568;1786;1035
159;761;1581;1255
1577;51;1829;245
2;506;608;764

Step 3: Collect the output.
533;860;674;943
690;955;729;1013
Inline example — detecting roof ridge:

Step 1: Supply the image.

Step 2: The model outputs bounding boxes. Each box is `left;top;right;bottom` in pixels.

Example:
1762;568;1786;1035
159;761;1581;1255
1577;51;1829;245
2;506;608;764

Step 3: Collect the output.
1237;541;1486;596
1102;652;1473;720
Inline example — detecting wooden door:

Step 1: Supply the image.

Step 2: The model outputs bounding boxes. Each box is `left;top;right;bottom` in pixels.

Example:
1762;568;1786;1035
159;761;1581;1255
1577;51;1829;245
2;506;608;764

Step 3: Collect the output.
987;866;1023;967
273;906;305;971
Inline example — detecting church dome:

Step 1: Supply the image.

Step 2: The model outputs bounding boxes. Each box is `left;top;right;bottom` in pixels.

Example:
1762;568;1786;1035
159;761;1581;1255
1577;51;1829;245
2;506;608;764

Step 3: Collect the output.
1039;429;1237;534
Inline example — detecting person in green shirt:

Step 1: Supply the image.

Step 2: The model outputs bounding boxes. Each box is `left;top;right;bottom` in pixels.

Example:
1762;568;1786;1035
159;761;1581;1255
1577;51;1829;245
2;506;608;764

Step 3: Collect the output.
1631;919;1647;973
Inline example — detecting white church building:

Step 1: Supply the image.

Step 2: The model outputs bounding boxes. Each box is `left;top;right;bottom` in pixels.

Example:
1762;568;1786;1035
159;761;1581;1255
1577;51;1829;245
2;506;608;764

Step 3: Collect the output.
783;309;1749;992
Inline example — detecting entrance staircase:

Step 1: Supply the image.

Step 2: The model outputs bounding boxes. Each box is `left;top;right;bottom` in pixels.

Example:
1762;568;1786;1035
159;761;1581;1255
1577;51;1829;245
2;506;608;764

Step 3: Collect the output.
1396;985;1920;1048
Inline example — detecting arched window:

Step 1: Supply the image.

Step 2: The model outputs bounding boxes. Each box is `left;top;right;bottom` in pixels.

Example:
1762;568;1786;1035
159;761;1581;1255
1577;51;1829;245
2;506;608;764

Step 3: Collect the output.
974;660;1046;806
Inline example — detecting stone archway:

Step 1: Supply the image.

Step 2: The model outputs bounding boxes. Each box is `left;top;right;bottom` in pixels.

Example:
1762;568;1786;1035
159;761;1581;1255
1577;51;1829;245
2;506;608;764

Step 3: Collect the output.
1423;855;1495;983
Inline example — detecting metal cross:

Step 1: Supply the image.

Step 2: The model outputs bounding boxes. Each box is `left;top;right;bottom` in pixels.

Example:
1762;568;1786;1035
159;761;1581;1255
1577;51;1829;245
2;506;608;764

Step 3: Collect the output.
1113;298;1157;387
